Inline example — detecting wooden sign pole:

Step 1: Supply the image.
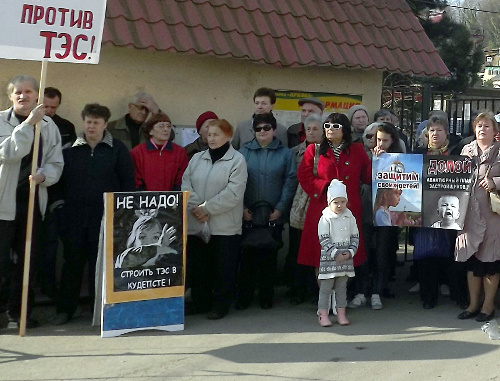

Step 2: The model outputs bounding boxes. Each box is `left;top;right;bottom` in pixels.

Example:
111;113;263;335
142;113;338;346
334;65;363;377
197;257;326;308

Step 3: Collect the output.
19;60;48;336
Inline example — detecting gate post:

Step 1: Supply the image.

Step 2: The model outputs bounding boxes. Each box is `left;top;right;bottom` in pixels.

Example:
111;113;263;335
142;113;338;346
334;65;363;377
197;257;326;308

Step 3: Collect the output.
421;82;432;118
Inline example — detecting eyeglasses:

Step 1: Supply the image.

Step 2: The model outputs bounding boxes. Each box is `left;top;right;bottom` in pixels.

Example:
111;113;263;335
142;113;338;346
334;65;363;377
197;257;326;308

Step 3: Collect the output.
254;124;273;132
154;122;172;129
323;122;343;130
365;134;374;139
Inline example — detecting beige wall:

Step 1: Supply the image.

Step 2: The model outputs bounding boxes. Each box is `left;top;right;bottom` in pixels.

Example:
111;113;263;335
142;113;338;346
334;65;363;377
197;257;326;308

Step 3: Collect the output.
0;46;383;132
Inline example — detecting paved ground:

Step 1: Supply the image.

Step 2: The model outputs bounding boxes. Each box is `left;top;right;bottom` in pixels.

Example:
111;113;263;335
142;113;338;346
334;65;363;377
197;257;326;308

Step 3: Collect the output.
1;263;500;381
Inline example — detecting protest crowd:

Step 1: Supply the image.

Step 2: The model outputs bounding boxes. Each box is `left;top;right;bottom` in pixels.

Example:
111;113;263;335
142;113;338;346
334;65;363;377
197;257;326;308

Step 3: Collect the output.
2;75;500;329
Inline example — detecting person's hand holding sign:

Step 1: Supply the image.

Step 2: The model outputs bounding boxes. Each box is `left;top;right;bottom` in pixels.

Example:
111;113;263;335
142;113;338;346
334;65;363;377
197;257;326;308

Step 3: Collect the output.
29;172;46;185
25;103;46;126
25;104;48;185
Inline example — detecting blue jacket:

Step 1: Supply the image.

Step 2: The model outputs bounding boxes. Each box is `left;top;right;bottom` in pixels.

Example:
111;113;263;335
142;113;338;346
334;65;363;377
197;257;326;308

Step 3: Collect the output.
240;137;297;220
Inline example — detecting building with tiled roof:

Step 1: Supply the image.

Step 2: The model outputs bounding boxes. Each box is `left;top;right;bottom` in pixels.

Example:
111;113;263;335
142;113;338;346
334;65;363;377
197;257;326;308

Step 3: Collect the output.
104;0;448;76
0;0;448;133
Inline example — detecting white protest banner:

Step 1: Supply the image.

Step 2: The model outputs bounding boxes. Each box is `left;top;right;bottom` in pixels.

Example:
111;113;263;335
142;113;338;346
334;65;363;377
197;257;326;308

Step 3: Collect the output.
0;0;107;64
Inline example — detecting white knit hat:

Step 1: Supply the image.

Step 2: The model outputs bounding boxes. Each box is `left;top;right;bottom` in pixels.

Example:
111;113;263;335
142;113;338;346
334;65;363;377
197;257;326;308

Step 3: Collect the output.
327;179;347;205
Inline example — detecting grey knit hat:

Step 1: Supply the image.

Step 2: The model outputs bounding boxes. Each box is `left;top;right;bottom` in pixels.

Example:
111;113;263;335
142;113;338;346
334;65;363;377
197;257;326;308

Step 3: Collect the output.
346;105;369;123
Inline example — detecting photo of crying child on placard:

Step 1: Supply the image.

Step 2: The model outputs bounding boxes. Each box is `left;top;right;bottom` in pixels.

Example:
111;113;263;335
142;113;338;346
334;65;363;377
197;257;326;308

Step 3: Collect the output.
423;192;466;230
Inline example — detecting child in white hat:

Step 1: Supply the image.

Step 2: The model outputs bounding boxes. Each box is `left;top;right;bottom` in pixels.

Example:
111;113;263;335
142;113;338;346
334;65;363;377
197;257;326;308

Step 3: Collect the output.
317;179;359;326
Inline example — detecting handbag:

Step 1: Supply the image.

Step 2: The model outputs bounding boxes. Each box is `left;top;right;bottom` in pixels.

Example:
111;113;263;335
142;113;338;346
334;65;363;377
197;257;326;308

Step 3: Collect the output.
289;143;320;229
485;161;500;215
241;200;280;250
194;221;211;243
490;192;500;214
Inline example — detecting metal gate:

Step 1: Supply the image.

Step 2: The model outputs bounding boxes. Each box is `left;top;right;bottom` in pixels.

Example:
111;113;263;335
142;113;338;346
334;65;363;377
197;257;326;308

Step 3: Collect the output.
381;85;425;149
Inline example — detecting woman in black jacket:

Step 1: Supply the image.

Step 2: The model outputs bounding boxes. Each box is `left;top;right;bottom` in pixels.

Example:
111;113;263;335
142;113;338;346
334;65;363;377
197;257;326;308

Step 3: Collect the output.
53;103;135;325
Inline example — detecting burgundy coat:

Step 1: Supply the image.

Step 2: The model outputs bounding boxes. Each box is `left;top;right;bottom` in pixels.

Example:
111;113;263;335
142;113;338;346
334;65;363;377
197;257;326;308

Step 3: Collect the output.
297;142;371;267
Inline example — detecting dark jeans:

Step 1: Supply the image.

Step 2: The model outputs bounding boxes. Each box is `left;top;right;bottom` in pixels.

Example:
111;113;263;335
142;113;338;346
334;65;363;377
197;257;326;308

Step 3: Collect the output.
0;204;41;318
57;229;98;318
0;220;14;311
373;226;398;295
187;234;241;314
348;222;374;298
37;206;65;297
354;262;370;296
418;257;452;305
283;226;301;290
450;261;468;306
287;227;317;299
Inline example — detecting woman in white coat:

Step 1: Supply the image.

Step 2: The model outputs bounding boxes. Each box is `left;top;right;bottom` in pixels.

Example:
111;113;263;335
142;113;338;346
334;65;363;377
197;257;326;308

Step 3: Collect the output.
181;119;247;319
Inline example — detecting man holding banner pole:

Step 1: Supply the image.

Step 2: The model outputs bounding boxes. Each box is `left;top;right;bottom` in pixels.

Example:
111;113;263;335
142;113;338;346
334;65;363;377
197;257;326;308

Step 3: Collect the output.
0;74;63;328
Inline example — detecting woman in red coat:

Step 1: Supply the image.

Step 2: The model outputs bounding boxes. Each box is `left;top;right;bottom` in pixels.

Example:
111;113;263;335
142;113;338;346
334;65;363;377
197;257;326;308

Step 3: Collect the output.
297;112;371;294
130;113;188;191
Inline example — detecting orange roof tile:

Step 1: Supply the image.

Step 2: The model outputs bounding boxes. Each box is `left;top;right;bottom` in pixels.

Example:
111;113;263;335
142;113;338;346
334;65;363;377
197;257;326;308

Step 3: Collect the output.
103;0;450;77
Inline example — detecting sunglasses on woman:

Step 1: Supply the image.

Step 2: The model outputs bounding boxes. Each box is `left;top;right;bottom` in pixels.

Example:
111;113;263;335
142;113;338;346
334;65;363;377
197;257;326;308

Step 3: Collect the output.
323;122;343;130
254;124;273;132
365;134;374;139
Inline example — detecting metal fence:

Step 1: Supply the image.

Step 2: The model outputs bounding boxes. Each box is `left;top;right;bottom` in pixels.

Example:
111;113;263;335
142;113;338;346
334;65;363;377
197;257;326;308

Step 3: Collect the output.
382;85;500;150
381;85;500;261
435;94;500;137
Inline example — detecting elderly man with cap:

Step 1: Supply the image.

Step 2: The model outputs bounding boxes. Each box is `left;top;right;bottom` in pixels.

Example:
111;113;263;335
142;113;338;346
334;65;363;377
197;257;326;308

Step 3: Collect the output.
107;92;164;149
347;105;370;143
185;111;218;161
287;97;325;148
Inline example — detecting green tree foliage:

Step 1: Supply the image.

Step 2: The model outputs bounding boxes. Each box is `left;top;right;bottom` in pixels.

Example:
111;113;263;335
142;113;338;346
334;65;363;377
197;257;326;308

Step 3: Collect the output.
455;0;500;50
420;14;484;92
407;0;484;93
